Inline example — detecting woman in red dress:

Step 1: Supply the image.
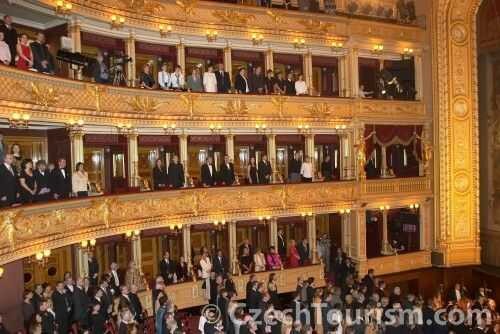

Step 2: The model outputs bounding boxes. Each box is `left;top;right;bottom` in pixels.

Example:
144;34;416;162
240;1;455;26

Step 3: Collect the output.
288;239;300;268
16;34;33;70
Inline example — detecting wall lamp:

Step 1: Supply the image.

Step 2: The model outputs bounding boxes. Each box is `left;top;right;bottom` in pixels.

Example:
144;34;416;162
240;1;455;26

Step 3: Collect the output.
372;44;384;54
111;15;125;30
252;33;264;45
331;41;344;52
206;30;218;42
55;0;72;15
9;112;30;129
66;119;84;132
125;230;141;240
209;124;223;134
293;38;306;49
379;205;390;211
298;124;311;134
163;123;177;134
159;24;172;38
339;208;351;214
80;239;96;253
116;123;134;134
255;123;270;134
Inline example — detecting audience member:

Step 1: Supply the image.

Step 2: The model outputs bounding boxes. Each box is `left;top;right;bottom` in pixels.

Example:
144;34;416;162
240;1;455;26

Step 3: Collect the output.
249;66;266;94
51;158;71;199
72;162;89;197
0;32;11;65
215;62;231;93
203;65;218;93
186;66;203;92
139;63;155;89
0;15;17;66
30;32;54;74
295;74;308;96
235;67;250;94
170;65;185;90
158;63;171;90
93;53;109;84
0;154;18;207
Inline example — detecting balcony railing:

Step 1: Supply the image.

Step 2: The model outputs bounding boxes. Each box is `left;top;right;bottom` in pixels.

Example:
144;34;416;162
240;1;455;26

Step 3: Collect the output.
0;177;430;266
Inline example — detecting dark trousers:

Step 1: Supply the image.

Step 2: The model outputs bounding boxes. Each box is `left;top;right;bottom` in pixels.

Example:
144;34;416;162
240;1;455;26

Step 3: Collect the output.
77;191;88;197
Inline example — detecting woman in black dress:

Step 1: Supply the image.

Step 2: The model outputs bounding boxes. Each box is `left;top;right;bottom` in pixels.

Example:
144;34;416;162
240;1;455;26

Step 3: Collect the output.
247;157;259;184
19;158;36;204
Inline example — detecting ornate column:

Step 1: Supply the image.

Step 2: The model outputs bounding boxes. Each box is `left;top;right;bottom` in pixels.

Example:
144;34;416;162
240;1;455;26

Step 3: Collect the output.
380;208;390;255
414;54;424;101
224;46;232;85
348;48;359;98
74;246;88;279
69;130;84;173
68;19;82;80
266;134;277;182
340;134;353;180
265;48;274;73
268;218;278;248
304;134;315;177
125;33;136;87
338;56;349;97
352;209;367;273
182;224;191;263
228;221;238;274
131;234;142;269
303;51;313;95
353;124;365;181
341;212;352;256
179;134;189;185
126;133;139;188
306;215;317;263
177;42;186;72
380;146;388;177
225;134;235;161
420;202;432;251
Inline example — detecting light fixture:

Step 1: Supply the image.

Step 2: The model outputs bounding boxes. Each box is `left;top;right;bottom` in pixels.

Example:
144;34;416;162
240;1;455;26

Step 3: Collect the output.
293;37;306;49
80;239;97;253
255;123;270;134
372;44;384;54
206;30;218;42
168;223;183;234
9;112;30;129
55;0;72;15
339;208;351;214
409;203;420;210
209;124;223;134
111;15;125;30
116;123;134;134
159;24;172;38
298;124;311;134
301;212;313;217
163;123;177;134
0;266;4;279
331;41;344;52
402;47;414;60
379;205;390;211
66;119;84;132
334;124;347;130
33;249;51;267
251;33;264;46
125;230;141;240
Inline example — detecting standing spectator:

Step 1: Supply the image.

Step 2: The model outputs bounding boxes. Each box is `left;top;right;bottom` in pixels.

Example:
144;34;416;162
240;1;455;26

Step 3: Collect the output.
258;155;272;184
170;65;185;90
50;158;71;199
72;277;90;329
52;281;71;334
201;156;216;187
264;69;275;94
203;65;218;93
159;251;176;284
215;62;231;93
34;160;51;201
247;157;258;184
139;63;155;89
157;63;171;90
300;156;314;182
321;155;333;181
297;238;310;265
0;15;17;66
253;248;266;272
249;66;266;94
152;158;168;190
289;152;302;183
0;32;11;65
92;53;109;84
72;162;89;197
266;246;282;270
288;240;300;268
273;71;286;94
186;67;203;92
22;290;35;333
0;133;4;162
88;251;99;286
168;155;185;189
277;229;287;260
295;74;309;96
234;67;250;94
219;155;235;186
284;72;296;96
0;154;18;207
19;158;36;204
30;32;54;74
212;249;229;276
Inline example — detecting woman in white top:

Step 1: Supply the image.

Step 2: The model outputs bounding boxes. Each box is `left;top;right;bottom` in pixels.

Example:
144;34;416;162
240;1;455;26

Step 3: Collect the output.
253;248;266;272
199;250;212;299
295;74;308;96
203;65;218;93
157;63;171;90
170;65;185;90
300;156;314;182
0;32;11;65
72;162;89;197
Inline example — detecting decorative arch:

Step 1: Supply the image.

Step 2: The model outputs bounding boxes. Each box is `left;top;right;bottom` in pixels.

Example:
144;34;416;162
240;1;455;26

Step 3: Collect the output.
433;0;482;265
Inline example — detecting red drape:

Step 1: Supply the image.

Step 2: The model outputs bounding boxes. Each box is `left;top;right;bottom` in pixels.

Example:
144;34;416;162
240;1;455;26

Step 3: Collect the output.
364;124;422;159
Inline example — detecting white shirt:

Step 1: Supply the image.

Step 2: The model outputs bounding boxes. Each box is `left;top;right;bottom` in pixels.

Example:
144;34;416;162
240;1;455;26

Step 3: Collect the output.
300;162;313;178
3;163;14;175
72;171;88;192
199;257;212;279
0;41;11;65
60;169;66;178
158;71;171;89
295;80;308;95
208;164;213;176
112;270;119;286
198;315;207;334
203;72;217;93
170;71;185;89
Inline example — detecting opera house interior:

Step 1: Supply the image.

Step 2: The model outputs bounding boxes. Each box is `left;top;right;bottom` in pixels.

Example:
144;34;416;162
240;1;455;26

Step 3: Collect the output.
0;0;499;333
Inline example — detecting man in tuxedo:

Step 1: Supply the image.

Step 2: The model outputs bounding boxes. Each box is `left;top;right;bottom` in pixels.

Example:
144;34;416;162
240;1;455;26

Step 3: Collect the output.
201;156;216;187
277;229;287;259
119;285;138;319
52;281;71;334
72;277;90;328
448;283;464;303
362;268;376;296
109;262;121;295
234;67;250;94
38;300;56;334
88;251;100;286
0;154;18;207
30;32;54;74
289;152;302;183
215;62;231;93
219;155;235;186
159;251;177;284
129;284;144;323
168;155;185;188
0;16;17;66
258;155;272;184
34;160;51;202
297;239;309;265
93;287;109;319
212;249;229;276
50;158;71;200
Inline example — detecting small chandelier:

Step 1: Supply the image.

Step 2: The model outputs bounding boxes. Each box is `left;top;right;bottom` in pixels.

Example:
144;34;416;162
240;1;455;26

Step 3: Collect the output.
206;30;218;42
297;124;311;134
32;250;51;267
293;37;306;49
372;44;384;54
111;15;125;30
163;123;177;134
116;123;135;134
209;124;223;134
80;239;96;253
159;24;172;38
255;123;270;134
55;0;72;15
66;119;84;132
251;33;264;46
125;230;141;240
9;112;30;129
331;41;344;52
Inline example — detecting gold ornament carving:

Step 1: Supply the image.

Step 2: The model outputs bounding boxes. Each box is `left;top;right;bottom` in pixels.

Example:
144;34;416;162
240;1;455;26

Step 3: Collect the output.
305;102;333;119
453;98;468;118
217;99;251;116
298;19;335;34
454;173;470;193
175;0;198;17
16;82;59;107
128;96;160;113
212;9;255;25
86;84;106;112
266;10;285;31
450;23;468;44
180;93;200;119
271;95;288;119
1;210;24;249
356;132;367;180
114;0;164;15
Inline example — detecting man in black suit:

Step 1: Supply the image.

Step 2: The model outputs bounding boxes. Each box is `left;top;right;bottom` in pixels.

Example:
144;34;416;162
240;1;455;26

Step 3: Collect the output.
212;249;229;276
277;229;287;259
168;155;185;188
201;156;216;187
362;268;376;296
215;62;231;93
0;154;18;207
129;284;144;323
52;281;71;334
219;155;235;186
50;158;71;200
30;32;54;74
234;68;250;94
297;238;309;265
258;155;272;184
119;285;138;319
72;277;90;328
38;300;56;334
34;160;51;202
92;287;109;320
159;251;176;284
0;16;17;66
88;252;100;287
108;263;121;295
289;152;302;183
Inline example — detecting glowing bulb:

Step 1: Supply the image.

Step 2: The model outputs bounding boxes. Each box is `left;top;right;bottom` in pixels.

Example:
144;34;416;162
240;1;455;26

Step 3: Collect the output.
43;249;51;257
81;240;89;248
35;252;44;261
90;239;96;246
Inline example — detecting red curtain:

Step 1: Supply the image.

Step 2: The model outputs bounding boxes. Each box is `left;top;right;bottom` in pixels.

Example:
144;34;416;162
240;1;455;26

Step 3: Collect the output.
364;124;422;159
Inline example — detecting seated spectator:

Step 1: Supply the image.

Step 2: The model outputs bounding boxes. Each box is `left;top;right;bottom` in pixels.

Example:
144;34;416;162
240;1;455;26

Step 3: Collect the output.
284;72;296;96
273;71;285;94
170;65;185;90
16;33;33;70
249;66;266;94
239;247;254;274
30;32;54;74
234;67;250;94
157;63;171;90
203;65;217;93
93;53;109;84
0;32;11;65
139;63;155;89
266;246;282;270
253;248;266;272
186;67;203;92
295;74;308;96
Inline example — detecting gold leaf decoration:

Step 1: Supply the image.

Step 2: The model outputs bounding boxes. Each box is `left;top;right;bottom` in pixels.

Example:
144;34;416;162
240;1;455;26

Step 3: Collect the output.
217;99;251;116
271;95;288;118
128;96;160;113
212;9;255;25
86;84;107;112
1;210;23;249
305;102;333;119
20;82;59;107
115;0;164;15
175;0;198;17
298;19;335;34
266;10;285;30
180;93;200;119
